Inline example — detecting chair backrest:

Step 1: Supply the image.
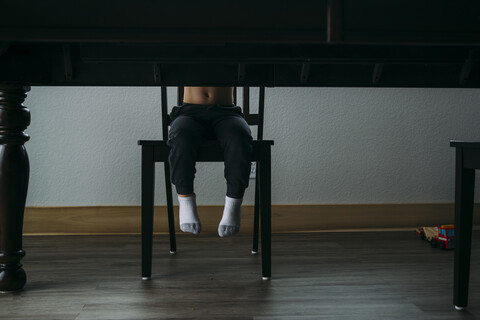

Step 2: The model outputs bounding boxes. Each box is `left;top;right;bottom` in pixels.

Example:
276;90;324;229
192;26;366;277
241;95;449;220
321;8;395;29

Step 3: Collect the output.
161;86;265;141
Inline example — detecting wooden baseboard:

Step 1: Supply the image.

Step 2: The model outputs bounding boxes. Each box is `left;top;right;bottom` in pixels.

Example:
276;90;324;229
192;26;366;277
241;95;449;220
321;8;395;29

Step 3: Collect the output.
22;203;480;235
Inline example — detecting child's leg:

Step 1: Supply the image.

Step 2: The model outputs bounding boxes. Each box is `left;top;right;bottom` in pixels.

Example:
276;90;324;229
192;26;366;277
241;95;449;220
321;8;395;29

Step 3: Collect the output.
168;116;206;234
213;114;253;237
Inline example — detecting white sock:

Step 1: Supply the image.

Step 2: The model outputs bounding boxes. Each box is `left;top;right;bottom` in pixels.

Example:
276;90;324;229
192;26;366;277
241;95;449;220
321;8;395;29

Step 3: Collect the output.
178;194;201;234
218;196;242;237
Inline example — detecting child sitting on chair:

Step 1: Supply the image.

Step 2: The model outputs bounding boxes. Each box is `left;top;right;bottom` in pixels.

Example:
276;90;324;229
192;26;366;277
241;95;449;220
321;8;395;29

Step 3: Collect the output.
167;87;253;237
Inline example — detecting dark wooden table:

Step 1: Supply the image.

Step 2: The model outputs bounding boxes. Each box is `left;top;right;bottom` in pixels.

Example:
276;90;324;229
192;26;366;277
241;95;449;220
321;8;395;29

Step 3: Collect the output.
1;0;479;309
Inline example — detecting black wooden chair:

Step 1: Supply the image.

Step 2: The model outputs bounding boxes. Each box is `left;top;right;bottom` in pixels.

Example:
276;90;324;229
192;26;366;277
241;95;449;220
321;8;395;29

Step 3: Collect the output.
450;141;480;310
138;87;274;280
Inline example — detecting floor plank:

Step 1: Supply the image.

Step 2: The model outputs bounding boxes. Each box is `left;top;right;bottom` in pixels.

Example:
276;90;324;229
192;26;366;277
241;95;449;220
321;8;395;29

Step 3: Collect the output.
1;231;480;319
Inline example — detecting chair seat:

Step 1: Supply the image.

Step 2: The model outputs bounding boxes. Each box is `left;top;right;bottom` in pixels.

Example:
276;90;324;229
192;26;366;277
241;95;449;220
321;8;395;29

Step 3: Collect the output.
138;139;274;162
450;141;480;149
451;140;480;170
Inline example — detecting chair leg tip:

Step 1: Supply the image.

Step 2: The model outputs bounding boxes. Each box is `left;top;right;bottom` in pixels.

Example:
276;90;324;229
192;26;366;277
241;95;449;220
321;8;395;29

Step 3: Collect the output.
142;277;151;280
455;305;466;311
251;251;258;255
262;277;271;281
170;251;177;255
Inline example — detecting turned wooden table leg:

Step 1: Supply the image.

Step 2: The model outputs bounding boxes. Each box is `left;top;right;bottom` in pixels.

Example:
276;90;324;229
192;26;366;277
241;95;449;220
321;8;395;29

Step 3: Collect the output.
0;85;30;292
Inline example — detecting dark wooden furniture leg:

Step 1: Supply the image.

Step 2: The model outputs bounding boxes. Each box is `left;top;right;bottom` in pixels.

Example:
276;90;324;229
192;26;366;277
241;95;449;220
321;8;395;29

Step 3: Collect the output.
0;85;30;292
259;147;272;280
161;87;177;254
252;174;260;254
164;162;176;254
454;147;476;310
141;145;155;280
252;87;265;255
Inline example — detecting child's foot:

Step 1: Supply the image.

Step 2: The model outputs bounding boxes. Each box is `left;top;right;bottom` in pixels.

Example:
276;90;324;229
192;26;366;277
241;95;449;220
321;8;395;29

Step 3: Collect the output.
218;196;242;237
178;194;201;234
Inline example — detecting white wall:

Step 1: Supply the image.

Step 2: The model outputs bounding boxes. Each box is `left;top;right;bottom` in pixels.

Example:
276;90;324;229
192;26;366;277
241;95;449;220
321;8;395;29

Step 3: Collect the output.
24;87;480;206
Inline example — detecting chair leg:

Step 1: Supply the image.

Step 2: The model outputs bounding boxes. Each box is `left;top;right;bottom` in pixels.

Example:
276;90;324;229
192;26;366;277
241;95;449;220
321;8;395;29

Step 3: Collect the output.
454;148;476;310
164;162;177;254
252;167;260;254
259;149;272;280
141;146;155;280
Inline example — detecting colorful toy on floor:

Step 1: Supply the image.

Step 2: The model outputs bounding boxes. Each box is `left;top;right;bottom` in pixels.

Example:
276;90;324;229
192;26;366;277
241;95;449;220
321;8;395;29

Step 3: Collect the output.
415;225;455;250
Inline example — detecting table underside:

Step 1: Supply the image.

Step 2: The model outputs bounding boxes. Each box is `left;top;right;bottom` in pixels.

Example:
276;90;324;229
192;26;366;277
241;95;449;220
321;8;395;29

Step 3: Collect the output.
1;0;480;87
0;43;479;87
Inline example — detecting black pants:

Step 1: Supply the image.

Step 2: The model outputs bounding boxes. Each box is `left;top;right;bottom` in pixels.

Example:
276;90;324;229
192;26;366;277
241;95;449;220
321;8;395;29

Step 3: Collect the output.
167;103;253;198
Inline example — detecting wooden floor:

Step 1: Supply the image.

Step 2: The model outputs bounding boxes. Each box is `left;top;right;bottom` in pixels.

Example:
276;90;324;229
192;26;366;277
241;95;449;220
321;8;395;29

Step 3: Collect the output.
2;231;480;319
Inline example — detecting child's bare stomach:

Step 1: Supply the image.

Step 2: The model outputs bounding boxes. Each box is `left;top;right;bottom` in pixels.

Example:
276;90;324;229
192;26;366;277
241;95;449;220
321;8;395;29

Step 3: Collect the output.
183;87;234;105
